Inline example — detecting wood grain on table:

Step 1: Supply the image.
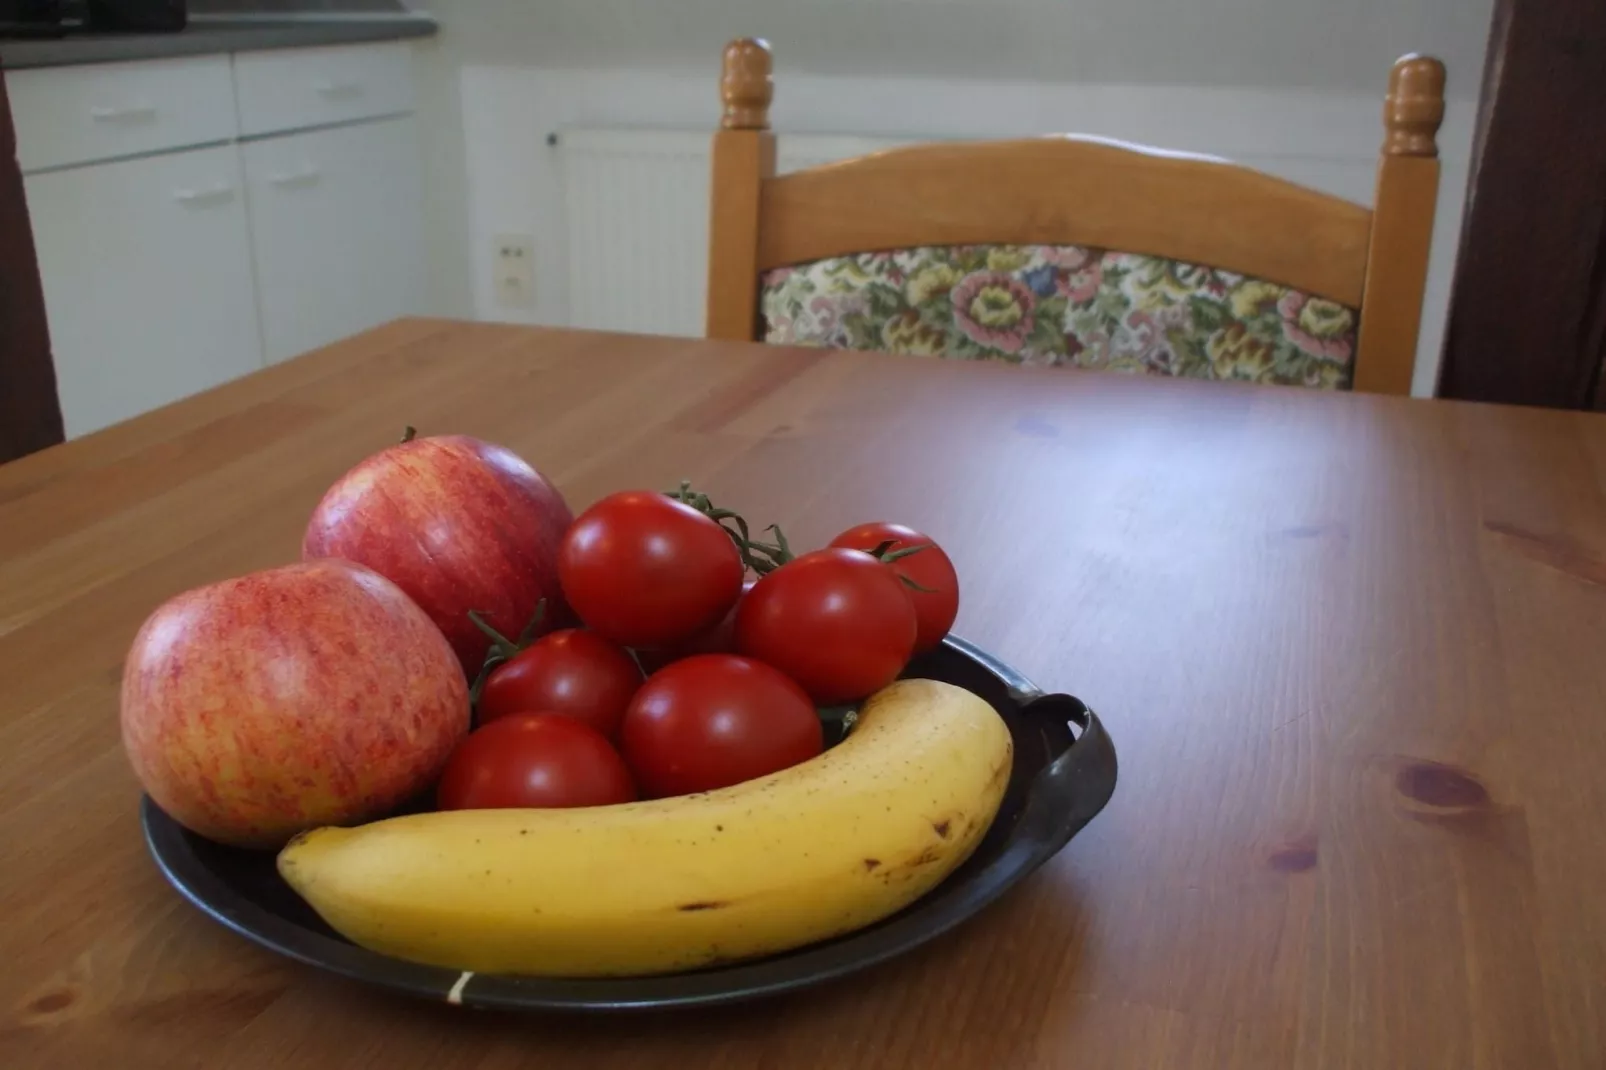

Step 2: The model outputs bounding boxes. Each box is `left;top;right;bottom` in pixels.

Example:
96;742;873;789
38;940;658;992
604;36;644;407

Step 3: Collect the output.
2;319;1603;1069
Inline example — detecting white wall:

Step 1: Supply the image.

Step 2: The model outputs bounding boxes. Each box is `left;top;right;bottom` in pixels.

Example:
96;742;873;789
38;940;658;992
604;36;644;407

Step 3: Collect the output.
458;65;1477;395
423;0;1490;95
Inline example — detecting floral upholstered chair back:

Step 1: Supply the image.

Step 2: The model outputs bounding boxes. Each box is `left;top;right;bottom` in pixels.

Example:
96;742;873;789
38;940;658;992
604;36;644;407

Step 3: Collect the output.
707;39;1449;397
761;244;1356;390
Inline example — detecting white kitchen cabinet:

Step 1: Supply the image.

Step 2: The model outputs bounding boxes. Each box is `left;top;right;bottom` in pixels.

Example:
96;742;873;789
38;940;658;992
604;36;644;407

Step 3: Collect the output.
233;43;415;138
11;42;428;438
6;55;237;173
242;116;425;365
23;144;264;438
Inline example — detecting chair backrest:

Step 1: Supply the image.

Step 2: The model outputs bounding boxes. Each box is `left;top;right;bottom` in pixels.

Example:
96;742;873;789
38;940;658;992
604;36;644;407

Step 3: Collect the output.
706;38;1445;395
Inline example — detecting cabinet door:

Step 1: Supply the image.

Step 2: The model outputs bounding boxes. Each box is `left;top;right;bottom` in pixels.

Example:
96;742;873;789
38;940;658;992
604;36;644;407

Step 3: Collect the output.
243;116;425;365
24;144;264;438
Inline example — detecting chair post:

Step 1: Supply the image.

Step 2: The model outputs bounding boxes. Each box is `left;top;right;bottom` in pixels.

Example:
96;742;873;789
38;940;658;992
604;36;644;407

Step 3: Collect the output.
706;38;777;341
1354;54;1445;395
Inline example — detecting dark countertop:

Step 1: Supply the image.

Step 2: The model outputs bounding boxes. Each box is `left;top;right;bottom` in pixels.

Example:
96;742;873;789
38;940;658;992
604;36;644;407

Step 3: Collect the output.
0;15;437;70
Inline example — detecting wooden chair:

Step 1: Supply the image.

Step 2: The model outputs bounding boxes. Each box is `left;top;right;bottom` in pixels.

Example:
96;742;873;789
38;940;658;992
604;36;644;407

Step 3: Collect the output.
706;39;1445;395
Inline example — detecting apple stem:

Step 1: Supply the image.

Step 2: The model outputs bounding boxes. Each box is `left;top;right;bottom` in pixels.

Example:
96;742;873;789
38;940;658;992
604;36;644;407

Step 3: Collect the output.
400;426;418;443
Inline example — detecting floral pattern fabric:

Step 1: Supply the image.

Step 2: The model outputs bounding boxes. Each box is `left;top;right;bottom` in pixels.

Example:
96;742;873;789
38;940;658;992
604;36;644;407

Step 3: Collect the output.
760;245;1357;389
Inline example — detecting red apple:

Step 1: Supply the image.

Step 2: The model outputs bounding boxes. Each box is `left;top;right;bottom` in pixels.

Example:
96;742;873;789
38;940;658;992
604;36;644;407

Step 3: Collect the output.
121;559;469;849
302;432;573;676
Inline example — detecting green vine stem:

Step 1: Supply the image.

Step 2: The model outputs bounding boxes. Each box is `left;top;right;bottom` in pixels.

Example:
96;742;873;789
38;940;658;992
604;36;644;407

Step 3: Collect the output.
667;481;795;575
665;481;935;591
466;601;546;708
867;539;936;593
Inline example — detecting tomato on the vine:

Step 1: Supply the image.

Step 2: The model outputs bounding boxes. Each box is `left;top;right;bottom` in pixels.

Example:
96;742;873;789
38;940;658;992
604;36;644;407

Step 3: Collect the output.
735;548;917;704
436;713;637;810
638;577;755;674
478;628;642;738
621;654;822;797
829;522;959;653
559;491;744;648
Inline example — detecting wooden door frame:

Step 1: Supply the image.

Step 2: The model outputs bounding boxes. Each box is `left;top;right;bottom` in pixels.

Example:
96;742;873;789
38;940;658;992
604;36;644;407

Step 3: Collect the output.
0;69;64;462
1438;0;1606;407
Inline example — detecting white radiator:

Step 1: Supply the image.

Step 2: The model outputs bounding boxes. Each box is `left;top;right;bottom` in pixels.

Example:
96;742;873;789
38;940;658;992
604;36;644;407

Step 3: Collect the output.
557;128;904;338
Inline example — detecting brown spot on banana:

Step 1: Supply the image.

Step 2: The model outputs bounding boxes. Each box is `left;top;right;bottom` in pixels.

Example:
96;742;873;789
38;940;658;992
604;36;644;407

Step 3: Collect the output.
26;989;76;1015
676;901;729;912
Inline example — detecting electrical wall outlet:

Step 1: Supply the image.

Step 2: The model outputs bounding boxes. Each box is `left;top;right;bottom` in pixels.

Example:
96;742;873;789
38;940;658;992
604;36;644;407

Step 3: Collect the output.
493;233;536;309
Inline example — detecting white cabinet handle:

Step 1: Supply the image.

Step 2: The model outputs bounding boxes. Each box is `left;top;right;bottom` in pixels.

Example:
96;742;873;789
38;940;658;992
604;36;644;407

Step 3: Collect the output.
312;80;363;99
90;103;158;123
267;166;323;188
171;184;236;207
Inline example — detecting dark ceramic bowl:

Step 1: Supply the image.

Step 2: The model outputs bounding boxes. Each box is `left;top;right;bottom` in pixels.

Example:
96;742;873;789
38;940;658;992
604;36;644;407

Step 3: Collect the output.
141;635;1118;1012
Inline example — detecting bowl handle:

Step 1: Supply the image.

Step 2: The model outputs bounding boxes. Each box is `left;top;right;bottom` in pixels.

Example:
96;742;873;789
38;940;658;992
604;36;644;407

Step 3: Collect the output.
1015;694;1118;857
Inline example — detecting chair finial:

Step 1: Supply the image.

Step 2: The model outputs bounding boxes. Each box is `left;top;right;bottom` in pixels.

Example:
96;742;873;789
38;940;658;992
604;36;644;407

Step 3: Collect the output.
1384;54;1446;158
721;38;773;131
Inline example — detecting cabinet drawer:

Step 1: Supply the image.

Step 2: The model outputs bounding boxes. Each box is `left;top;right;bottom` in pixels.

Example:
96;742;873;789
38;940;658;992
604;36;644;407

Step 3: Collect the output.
233;43;414;137
24;144;264;437
243;117;425;363
7;56;238;173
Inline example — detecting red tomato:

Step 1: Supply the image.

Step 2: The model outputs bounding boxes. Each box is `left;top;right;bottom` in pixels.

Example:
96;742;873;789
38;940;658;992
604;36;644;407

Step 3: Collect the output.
638;577;755;674
621;654;823;798
436;713;636;810
559;491;744;648
735;548;918;704
828;522;959;653
478;628;642;738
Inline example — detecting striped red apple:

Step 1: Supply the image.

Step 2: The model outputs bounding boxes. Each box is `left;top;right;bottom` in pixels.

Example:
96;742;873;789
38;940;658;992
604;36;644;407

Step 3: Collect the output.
302;431;573;676
121;560;469;849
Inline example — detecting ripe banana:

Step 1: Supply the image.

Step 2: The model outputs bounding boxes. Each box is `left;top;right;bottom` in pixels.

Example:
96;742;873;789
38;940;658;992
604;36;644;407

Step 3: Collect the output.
277;677;1013;978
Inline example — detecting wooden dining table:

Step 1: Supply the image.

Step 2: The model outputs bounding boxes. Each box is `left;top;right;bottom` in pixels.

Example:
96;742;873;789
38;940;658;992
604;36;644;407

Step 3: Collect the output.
3;318;1603;1069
